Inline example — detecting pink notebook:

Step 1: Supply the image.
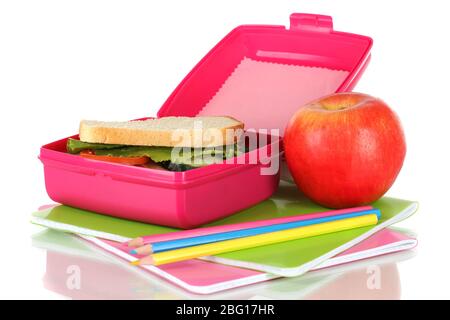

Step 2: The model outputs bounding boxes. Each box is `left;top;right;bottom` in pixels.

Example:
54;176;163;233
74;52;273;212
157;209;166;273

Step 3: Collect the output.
80;228;417;294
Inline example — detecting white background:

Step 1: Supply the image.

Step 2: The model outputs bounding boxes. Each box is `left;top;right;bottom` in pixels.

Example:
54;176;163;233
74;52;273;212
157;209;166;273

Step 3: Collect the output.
0;0;449;299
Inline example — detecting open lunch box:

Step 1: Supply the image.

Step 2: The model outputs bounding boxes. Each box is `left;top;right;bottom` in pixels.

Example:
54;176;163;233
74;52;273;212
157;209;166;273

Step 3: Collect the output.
39;13;373;229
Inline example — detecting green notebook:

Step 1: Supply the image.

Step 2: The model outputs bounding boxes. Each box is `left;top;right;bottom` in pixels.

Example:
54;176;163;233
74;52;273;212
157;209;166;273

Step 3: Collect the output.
31;182;418;277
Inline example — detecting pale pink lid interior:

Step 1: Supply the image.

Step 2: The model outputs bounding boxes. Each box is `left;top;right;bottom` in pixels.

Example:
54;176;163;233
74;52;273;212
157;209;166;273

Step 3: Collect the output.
197;58;349;135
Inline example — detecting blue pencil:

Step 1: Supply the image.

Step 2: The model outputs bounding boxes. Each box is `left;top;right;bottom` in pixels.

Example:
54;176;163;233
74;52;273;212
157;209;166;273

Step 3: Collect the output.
130;208;380;255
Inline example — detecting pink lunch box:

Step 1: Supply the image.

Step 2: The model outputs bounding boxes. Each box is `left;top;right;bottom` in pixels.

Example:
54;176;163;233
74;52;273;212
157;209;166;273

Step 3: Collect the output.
39;13;372;229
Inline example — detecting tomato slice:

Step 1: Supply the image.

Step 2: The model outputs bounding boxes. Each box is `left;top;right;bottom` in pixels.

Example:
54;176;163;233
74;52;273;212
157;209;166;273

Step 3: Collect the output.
80;150;149;166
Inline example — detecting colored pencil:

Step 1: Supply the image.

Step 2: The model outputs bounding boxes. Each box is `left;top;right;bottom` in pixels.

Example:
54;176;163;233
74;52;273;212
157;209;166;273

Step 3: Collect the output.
130;208;381;255
127;205;374;247
130;213;379;266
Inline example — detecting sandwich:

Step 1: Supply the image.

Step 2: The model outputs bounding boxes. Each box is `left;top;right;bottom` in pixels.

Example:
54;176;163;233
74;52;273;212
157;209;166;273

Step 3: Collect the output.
67;116;245;171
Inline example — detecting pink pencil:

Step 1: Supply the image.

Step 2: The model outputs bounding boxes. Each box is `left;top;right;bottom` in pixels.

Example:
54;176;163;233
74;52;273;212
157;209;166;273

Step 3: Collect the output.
126;205;373;247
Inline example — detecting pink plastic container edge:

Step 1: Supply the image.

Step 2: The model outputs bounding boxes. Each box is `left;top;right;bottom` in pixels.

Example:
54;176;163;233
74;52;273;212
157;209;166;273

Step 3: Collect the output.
40;132;281;228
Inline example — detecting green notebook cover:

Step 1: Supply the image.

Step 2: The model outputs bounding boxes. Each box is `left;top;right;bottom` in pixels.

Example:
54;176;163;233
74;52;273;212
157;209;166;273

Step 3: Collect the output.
31;183;418;276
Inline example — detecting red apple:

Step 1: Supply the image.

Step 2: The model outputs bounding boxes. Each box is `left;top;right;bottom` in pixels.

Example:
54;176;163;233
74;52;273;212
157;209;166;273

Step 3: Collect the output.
284;92;406;208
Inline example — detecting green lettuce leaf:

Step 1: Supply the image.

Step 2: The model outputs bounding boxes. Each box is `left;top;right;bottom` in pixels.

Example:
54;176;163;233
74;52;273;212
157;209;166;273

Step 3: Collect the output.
67;138;244;170
67;138;124;154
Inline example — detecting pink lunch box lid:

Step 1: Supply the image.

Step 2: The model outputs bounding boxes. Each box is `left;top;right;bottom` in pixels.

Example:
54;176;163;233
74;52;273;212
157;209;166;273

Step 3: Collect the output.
158;13;373;135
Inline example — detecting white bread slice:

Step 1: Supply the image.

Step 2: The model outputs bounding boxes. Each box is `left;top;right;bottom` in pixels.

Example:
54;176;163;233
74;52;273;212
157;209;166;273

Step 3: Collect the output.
79;116;244;148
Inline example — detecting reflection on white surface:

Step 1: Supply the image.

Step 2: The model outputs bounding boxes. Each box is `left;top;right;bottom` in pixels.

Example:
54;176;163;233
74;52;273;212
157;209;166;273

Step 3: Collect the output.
32;229;415;300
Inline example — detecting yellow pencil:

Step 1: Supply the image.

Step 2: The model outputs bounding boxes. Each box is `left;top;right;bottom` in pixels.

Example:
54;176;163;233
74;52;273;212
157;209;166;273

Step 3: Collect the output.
130;214;378;266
